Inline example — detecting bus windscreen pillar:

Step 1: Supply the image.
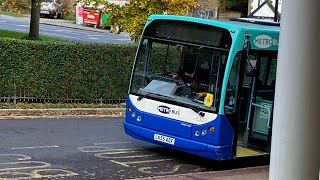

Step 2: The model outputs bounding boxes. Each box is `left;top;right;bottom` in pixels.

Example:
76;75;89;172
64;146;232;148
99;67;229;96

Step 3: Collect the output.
269;0;320;179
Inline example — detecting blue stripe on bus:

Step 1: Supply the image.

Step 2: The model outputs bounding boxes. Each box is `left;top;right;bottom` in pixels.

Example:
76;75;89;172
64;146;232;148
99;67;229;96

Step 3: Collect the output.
143;112;193;139
124;122;232;160
125;97;234;160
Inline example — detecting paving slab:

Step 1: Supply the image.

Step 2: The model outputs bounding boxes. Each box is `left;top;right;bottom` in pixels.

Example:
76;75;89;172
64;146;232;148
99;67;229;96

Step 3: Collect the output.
132;166;269;180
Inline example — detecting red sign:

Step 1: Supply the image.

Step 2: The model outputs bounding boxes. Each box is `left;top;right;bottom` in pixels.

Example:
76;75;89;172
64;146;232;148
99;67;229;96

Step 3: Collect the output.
83;9;101;26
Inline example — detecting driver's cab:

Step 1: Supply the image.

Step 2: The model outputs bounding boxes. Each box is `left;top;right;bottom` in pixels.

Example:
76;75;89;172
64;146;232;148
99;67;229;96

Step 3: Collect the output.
135;37;228;113
174;45;226;106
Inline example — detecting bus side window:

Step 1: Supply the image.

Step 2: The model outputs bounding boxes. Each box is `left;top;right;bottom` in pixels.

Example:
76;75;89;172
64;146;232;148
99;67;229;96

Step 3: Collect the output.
224;54;241;114
267;58;277;87
131;39;149;92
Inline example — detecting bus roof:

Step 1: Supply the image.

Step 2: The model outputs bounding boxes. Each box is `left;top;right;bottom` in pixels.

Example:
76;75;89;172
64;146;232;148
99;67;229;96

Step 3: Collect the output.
147;15;280;33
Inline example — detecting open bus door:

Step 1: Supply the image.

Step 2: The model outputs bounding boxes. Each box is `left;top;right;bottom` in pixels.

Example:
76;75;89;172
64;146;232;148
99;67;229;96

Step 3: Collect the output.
233;50;277;158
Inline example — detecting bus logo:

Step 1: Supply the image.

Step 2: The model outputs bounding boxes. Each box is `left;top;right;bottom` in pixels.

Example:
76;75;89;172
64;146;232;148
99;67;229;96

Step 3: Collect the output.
254;35;278;48
158;106;170;114
157;106;180;115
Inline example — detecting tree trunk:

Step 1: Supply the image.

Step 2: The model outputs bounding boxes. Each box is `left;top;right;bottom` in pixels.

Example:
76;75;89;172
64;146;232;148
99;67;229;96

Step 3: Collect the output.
29;0;41;40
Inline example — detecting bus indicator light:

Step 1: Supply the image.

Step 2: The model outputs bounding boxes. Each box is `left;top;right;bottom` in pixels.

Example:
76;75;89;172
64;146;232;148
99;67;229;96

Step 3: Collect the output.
209;126;215;133
127;106;132;112
132;112;136;118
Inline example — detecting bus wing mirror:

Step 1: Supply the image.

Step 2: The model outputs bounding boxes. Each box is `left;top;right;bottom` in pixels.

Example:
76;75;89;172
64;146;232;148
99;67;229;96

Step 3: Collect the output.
245;59;258;77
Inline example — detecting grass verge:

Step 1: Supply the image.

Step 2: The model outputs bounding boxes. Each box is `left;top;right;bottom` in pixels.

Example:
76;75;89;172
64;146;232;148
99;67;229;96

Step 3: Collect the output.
0;102;125;109
0;29;65;41
0;9;26;17
62;14;76;22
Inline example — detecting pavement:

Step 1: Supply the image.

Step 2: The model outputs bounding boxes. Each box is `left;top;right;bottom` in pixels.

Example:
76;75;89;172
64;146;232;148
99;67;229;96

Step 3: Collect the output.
135;166;269;180
0;108;126;117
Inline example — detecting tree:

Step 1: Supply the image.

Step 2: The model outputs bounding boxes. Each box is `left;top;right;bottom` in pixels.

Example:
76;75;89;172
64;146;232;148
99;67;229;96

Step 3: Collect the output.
218;0;248;16
115;0;200;41
1;0;30;14
82;0;199;41
29;0;41;40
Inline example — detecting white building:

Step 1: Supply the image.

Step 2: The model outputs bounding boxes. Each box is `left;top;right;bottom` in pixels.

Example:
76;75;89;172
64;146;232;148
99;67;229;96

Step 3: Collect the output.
248;0;282;19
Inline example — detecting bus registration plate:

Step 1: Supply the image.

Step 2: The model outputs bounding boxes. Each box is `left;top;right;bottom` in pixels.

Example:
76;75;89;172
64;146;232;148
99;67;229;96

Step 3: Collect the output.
154;134;175;145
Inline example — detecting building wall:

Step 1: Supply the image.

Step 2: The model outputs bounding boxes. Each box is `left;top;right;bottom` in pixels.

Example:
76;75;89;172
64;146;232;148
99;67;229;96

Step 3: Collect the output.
200;0;219;8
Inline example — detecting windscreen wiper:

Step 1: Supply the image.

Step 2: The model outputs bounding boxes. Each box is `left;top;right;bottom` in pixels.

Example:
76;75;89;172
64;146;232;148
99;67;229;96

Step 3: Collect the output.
177;101;205;117
137;92;173;101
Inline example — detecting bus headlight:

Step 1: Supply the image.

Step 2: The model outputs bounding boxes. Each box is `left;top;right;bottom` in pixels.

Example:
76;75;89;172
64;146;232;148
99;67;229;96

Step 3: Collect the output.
137;116;142;121
201;129;207;136
194;131;200;137
132;112;136;118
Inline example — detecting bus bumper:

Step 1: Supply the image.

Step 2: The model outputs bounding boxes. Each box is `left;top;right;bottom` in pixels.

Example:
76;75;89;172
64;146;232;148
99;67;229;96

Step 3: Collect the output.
124;122;232;161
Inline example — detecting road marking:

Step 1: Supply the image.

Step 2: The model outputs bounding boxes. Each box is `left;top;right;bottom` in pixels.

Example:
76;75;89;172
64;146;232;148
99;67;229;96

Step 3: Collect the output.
95;152;157;159
12;145;58;150
94;150;138;154
78;144;181;175
32;169;79;179
78;146;112;153
88;34;103;37
138;164;182;174
17;25;28;27
110;158;174;167
0;161;51;171
109;160;130;167
0;21;7;23
93;142;131;145
0;154;78;179
0;169;78;179
89;37;98;40
0;154;31;161
78;145;142;153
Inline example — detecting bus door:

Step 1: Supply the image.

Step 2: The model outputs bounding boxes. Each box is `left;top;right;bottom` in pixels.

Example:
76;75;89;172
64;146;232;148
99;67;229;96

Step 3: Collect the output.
227;51;277;158
244;53;277;153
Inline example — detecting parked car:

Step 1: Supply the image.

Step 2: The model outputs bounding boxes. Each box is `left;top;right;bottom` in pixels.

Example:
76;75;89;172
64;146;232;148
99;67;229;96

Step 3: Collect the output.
40;0;63;19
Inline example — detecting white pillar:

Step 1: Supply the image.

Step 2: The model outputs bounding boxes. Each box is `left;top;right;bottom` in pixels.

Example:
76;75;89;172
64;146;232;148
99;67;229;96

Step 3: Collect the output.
269;0;320;179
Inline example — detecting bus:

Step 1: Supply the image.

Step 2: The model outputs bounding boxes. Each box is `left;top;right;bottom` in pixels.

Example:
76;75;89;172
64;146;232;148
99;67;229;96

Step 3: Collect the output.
124;15;279;161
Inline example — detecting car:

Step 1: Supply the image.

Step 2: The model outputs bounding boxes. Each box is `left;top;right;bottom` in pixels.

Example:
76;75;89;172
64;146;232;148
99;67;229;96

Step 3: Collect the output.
40;0;63;19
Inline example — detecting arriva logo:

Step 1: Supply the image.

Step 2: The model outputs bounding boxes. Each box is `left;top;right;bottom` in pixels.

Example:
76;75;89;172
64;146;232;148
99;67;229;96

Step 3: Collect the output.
158;106;170;114
254;35;278;48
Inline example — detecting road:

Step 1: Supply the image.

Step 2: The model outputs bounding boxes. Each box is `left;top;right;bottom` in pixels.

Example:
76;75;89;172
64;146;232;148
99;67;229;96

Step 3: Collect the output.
0;15;132;44
0;117;268;179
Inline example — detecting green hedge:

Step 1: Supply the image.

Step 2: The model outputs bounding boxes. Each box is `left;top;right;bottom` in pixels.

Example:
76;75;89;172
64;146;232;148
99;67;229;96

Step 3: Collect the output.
0;38;137;100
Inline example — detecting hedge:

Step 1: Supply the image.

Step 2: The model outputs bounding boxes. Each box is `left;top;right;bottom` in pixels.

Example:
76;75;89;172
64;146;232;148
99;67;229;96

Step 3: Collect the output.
0;38;137;100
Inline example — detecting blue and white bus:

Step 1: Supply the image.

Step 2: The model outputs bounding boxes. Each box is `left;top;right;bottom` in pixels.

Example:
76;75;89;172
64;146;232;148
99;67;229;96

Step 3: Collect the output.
124;15;279;160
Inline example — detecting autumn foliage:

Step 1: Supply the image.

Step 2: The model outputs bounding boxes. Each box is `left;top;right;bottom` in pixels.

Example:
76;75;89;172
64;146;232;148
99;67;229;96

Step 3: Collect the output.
0;0;31;14
82;0;199;41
